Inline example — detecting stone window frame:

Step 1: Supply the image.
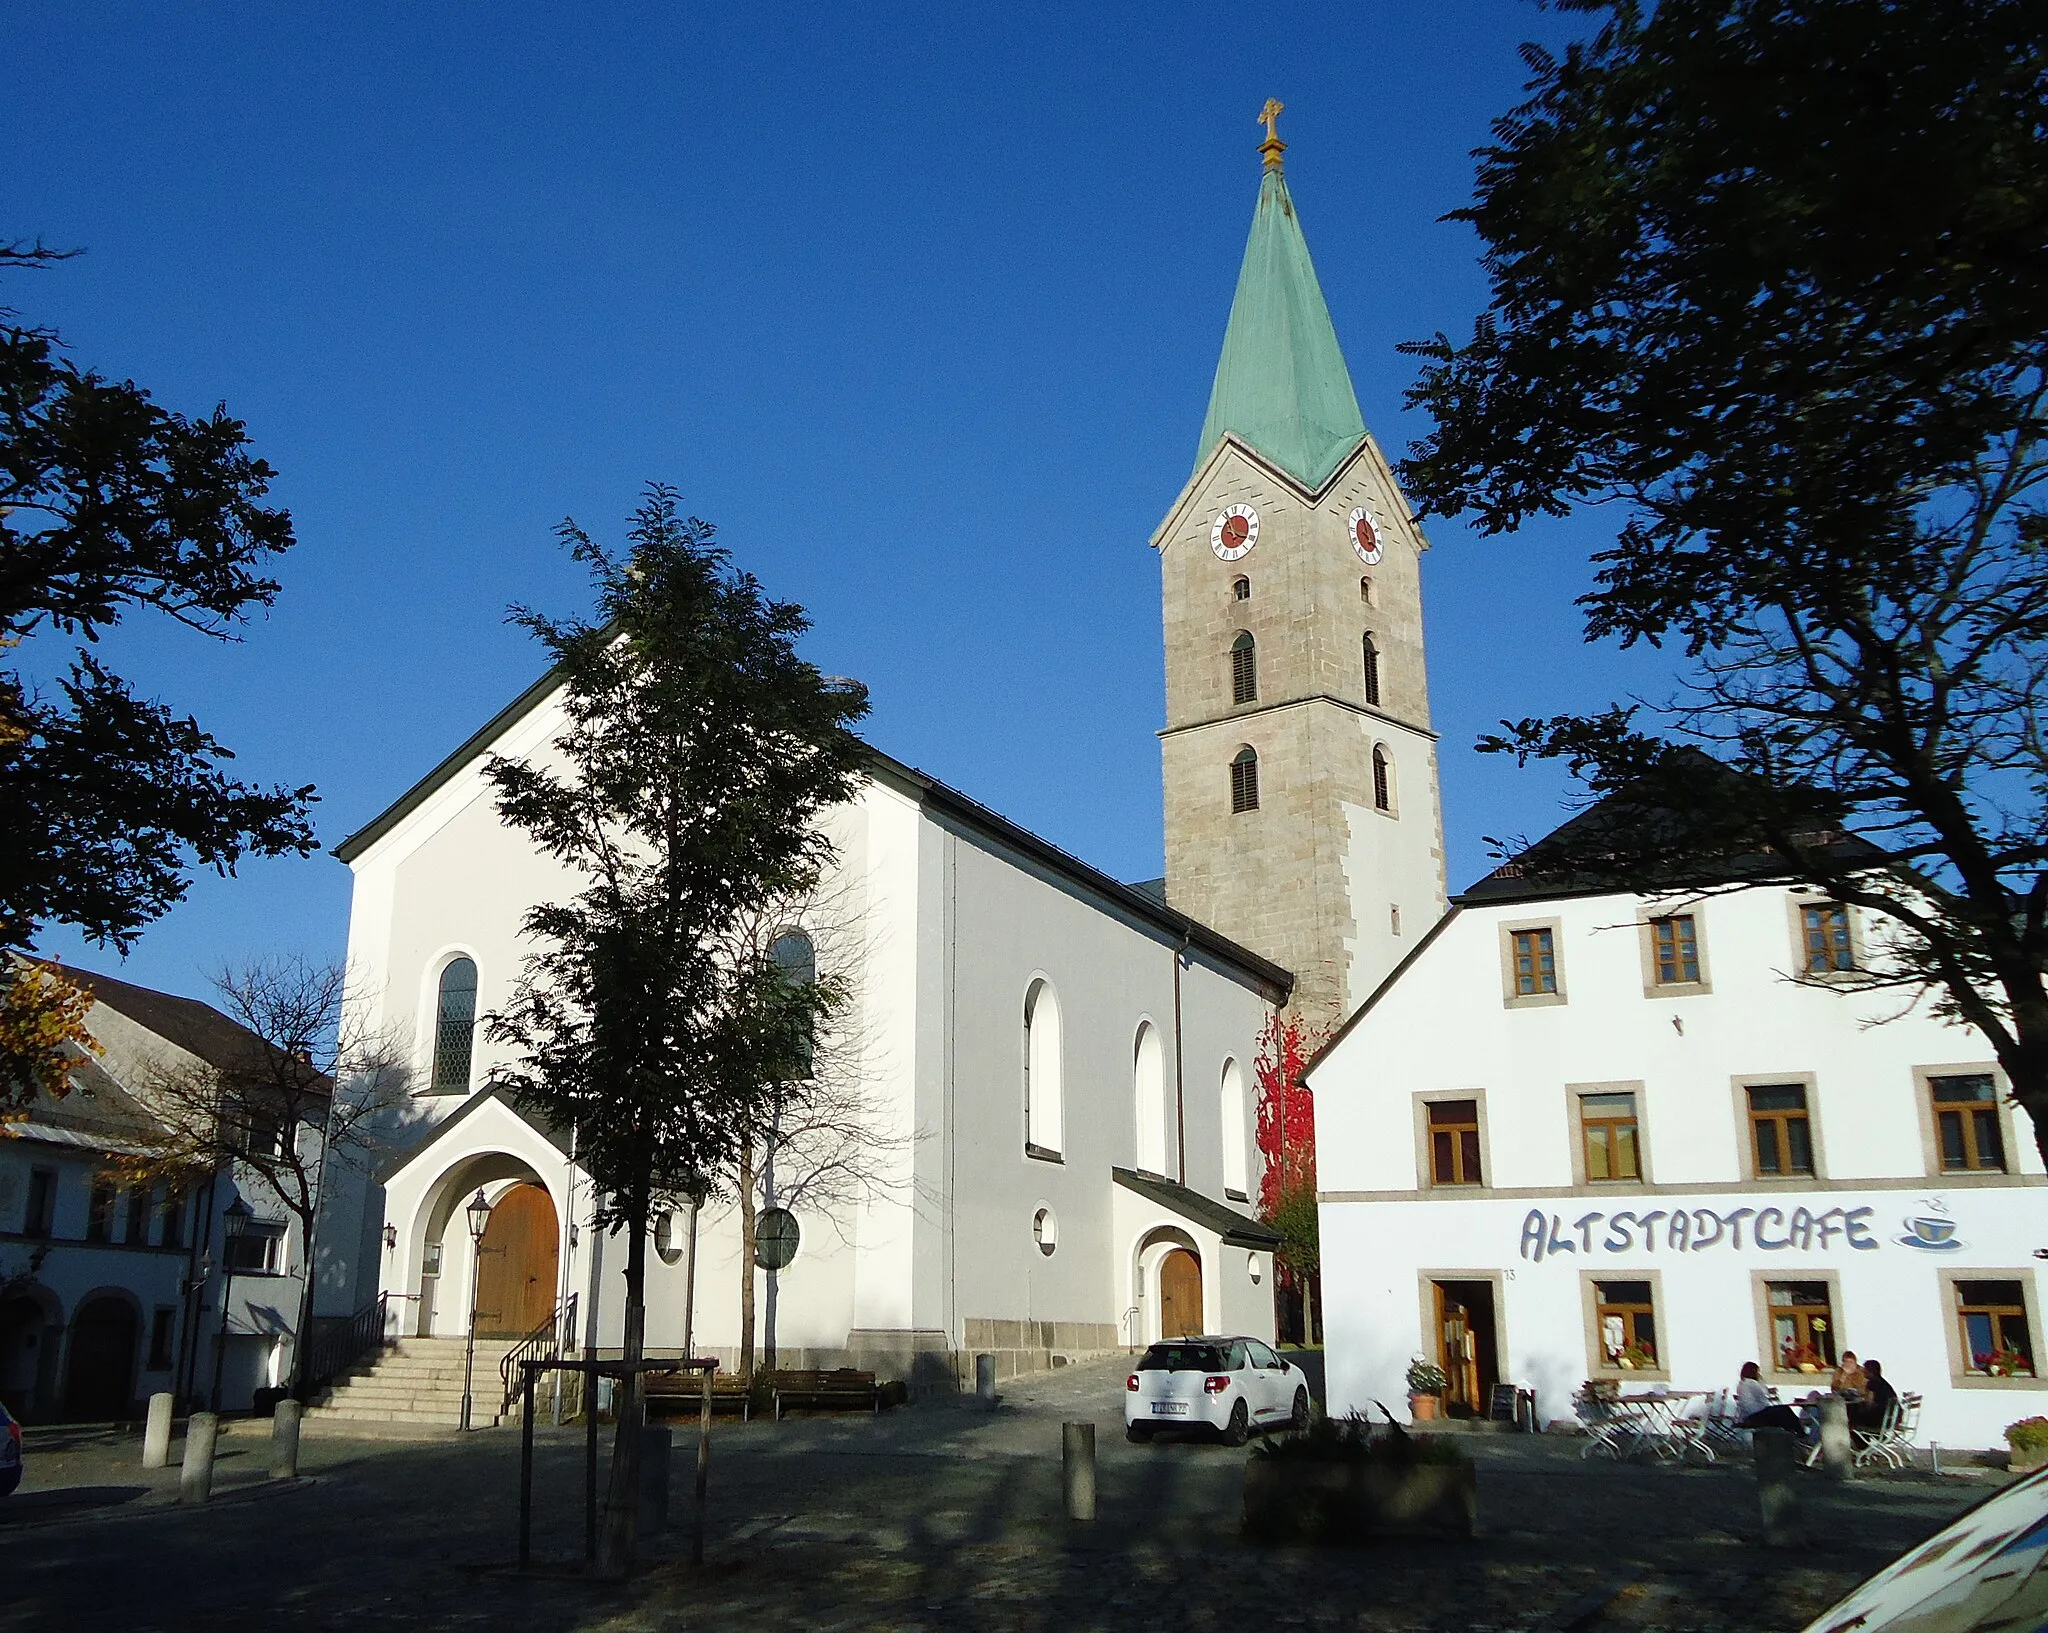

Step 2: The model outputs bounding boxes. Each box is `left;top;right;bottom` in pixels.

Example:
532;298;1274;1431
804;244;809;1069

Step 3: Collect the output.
1937;1267;2045;1390
1413;1268;1513;1402
1371;741;1397;817
1749;1268;1846;1386
1411;1089;1493;1192
1564;1080;1653;1190
1783;891;1866;985
1730;1072;1828;1183
1498;917;1568;1009
1579;1268;1672;1383
1911;1061;2018;1180
424;947;482;1096
1229;746;1260;815
1636;896;1713;998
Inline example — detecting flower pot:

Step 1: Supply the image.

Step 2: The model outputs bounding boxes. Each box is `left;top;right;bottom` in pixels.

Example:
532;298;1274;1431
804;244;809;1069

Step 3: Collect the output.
1242;1454;1478;1544
1407;1391;1439;1422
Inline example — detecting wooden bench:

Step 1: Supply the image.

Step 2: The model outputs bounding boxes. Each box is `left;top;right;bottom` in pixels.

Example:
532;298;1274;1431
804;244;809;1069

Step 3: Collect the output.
767;1368;881;1420
643;1367;755;1422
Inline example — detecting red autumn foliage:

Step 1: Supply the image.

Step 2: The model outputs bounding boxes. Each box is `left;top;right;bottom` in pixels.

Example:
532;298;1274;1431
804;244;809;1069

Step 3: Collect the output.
1254;1009;1319;1221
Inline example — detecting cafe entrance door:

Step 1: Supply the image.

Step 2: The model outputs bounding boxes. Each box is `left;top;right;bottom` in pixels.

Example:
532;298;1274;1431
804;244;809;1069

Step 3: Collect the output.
1431;1279;1500;1418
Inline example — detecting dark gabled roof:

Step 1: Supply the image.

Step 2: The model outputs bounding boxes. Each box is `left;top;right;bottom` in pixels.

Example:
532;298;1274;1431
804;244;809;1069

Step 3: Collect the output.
1453;762;1890;909
1112;1167;1282;1249
332;667;1292;1004
69;966;282;1077
378;1086;572;1183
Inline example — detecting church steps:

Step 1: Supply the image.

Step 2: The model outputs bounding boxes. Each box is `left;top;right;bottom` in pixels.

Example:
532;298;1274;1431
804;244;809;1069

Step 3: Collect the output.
306;1336;530;1429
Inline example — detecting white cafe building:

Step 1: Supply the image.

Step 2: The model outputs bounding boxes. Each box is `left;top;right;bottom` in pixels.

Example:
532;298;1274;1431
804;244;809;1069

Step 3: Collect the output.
1309;803;2048;1449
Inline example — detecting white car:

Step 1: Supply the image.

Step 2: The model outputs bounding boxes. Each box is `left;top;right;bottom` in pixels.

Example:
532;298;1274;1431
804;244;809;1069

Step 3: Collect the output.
1125;1335;1311;1445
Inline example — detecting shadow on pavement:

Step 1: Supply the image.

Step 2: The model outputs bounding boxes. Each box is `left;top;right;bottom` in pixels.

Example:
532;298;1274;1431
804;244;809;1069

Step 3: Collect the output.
2;1485;151;1519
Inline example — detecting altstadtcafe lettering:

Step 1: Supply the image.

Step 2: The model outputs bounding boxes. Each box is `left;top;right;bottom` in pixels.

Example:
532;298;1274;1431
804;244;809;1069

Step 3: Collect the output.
1518;1203;1880;1263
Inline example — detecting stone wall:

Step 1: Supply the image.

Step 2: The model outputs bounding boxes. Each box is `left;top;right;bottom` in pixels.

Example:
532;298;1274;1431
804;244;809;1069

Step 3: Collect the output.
959;1318;1123;1385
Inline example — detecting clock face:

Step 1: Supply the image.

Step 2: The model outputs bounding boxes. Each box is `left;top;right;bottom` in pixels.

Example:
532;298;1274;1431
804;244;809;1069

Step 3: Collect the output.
1211;504;1259;561
1348;506;1385;565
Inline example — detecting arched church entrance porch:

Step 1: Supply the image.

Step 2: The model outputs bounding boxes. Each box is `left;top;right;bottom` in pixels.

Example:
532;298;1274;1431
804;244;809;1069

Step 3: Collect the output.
407;1154;565;1341
1134;1228;1206;1344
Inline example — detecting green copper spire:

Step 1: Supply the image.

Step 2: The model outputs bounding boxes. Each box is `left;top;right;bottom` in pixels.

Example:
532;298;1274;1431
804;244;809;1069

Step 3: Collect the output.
1195;129;1366;491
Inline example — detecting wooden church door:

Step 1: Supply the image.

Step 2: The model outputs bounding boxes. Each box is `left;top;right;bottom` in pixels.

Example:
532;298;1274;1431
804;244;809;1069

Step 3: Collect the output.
472;1184;560;1339
1158;1249;1204;1339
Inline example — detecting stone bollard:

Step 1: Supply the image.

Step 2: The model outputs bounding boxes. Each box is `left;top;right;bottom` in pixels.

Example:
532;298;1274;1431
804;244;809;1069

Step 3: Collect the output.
1818;1396;1854;1481
638;1424;672;1533
142;1392;175;1470
1062;1420;1096;1522
1753;1428;1802;1546
270;1399;303;1480
976;1353;998;1406
180;1412;219;1504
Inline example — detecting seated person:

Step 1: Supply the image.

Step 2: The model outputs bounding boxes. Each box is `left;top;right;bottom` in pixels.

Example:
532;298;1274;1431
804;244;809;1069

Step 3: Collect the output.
1832;1351;1867;1397
1736;1361;1806;1434
1848;1358;1899;1430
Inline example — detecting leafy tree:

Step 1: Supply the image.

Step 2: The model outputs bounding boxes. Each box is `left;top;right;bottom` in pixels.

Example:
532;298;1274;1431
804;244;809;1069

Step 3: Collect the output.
1400;0;2048;1157
1254;1011;1321;1343
482;485;869;1573
127;958;408;1399
1;240;316;1094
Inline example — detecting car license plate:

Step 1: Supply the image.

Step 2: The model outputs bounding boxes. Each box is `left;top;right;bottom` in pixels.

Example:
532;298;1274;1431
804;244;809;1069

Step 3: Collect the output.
1154;1402;1189;1415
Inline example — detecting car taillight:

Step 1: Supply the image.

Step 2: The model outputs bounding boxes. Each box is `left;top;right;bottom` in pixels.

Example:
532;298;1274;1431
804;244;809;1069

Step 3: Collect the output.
1127;1374;1140;1391
1204;1375;1230;1394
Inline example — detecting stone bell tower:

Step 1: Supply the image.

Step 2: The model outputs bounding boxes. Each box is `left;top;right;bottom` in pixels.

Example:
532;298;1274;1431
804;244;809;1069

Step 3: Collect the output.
1156;104;1447;1028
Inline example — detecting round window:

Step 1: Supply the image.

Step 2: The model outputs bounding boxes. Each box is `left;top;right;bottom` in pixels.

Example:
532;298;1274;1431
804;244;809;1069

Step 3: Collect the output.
755;1206;801;1271
1032;1207;1057;1256
1248;1252;1264;1285
653;1210;683;1266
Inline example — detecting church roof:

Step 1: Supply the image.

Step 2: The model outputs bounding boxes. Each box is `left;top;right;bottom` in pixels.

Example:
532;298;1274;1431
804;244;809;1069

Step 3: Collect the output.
1195;162;1367;492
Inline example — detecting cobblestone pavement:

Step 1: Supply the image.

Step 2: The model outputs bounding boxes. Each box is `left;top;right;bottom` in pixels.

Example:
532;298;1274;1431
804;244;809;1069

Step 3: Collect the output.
0;1358;2011;1633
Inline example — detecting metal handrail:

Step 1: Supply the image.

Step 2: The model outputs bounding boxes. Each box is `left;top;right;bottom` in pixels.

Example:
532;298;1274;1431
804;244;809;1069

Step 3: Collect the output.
498;1292;577;1418
305;1291;392;1389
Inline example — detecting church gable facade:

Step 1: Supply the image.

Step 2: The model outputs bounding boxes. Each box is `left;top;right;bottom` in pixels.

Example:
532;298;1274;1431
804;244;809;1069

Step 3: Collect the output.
331;677;1287;1396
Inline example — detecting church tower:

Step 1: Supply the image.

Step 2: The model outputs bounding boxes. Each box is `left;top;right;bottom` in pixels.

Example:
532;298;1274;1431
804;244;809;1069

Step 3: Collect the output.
1156;107;1447;1027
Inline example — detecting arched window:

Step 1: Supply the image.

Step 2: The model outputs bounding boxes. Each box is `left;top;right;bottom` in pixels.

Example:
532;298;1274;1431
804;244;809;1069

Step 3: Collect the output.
1373;744;1393;812
1361;575;1376;606
1232;576;1251;601
1230;631;1257;705
430;957;478;1094
1221;1058;1249;1198
1362;632;1382;706
1024;979;1063;1156
1231;746;1260;813
1134;1022;1168;1175
770;930;816;1078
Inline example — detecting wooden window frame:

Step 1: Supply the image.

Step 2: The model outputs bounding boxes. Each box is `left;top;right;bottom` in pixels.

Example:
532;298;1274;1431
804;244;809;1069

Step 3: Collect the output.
1750;1270;1844;1383
1566;1081;1650;1187
1636;902;1711;997
1913;1063;2016;1179
1230;631;1257;706
1412;1091;1491;1191
1499;919;1566;1008
1784;892;1863;983
1230;746;1259;814
1938;1269;2044;1389
1580;1270;1670;1382
1733;1075;1824;1182
1231;575;1250;601
1362;632;1382;707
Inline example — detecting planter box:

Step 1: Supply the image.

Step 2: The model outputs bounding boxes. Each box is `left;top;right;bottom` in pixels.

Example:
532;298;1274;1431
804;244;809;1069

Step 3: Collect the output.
1242;1454;1477;1544
2009;1446;2048;1474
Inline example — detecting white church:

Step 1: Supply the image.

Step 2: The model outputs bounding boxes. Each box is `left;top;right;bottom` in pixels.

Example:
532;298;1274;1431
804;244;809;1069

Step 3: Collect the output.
314;115;1445;1422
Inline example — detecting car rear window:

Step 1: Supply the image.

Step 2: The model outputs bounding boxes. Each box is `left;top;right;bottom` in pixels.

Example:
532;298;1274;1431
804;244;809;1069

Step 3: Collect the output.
1139;1343;1225;1372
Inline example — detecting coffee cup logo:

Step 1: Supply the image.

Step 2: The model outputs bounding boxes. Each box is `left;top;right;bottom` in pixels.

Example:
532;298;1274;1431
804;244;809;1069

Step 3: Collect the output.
1898;1209;1964;1252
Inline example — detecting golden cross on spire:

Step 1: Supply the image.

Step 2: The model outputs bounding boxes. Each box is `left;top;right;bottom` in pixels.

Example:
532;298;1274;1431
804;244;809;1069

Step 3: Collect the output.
1258;97;1286;169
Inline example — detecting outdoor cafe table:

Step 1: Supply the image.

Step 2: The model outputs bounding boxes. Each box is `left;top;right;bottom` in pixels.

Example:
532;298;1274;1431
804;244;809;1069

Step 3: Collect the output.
1611;1390;1715;1462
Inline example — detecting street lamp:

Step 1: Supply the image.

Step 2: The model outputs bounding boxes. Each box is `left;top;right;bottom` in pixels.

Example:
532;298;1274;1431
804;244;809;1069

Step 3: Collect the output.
459;1189;491;1432
212;1197;253;1412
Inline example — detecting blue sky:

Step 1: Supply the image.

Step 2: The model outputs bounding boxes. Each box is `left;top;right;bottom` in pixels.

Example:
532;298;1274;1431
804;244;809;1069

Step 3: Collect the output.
11;1;1673;1003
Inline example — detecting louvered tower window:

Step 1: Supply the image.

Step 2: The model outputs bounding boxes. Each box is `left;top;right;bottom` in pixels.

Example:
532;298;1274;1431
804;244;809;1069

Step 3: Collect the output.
1372;745;1392;811
1362;632;1382;706
1231;747;1260;813
1230;631;1257;704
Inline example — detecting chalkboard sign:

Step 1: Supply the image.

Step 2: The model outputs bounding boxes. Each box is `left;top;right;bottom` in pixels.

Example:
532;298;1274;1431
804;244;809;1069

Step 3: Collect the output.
1490;1384;1521;1423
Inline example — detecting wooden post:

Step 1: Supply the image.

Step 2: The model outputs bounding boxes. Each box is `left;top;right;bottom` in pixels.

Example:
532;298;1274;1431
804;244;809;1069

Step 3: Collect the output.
585;1363;600;1565
518;1363;537;1568
694;1364;713;1566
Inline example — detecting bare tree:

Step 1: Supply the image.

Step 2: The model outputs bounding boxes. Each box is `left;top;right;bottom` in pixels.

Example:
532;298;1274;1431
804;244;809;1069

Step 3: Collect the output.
127;958;409;1396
